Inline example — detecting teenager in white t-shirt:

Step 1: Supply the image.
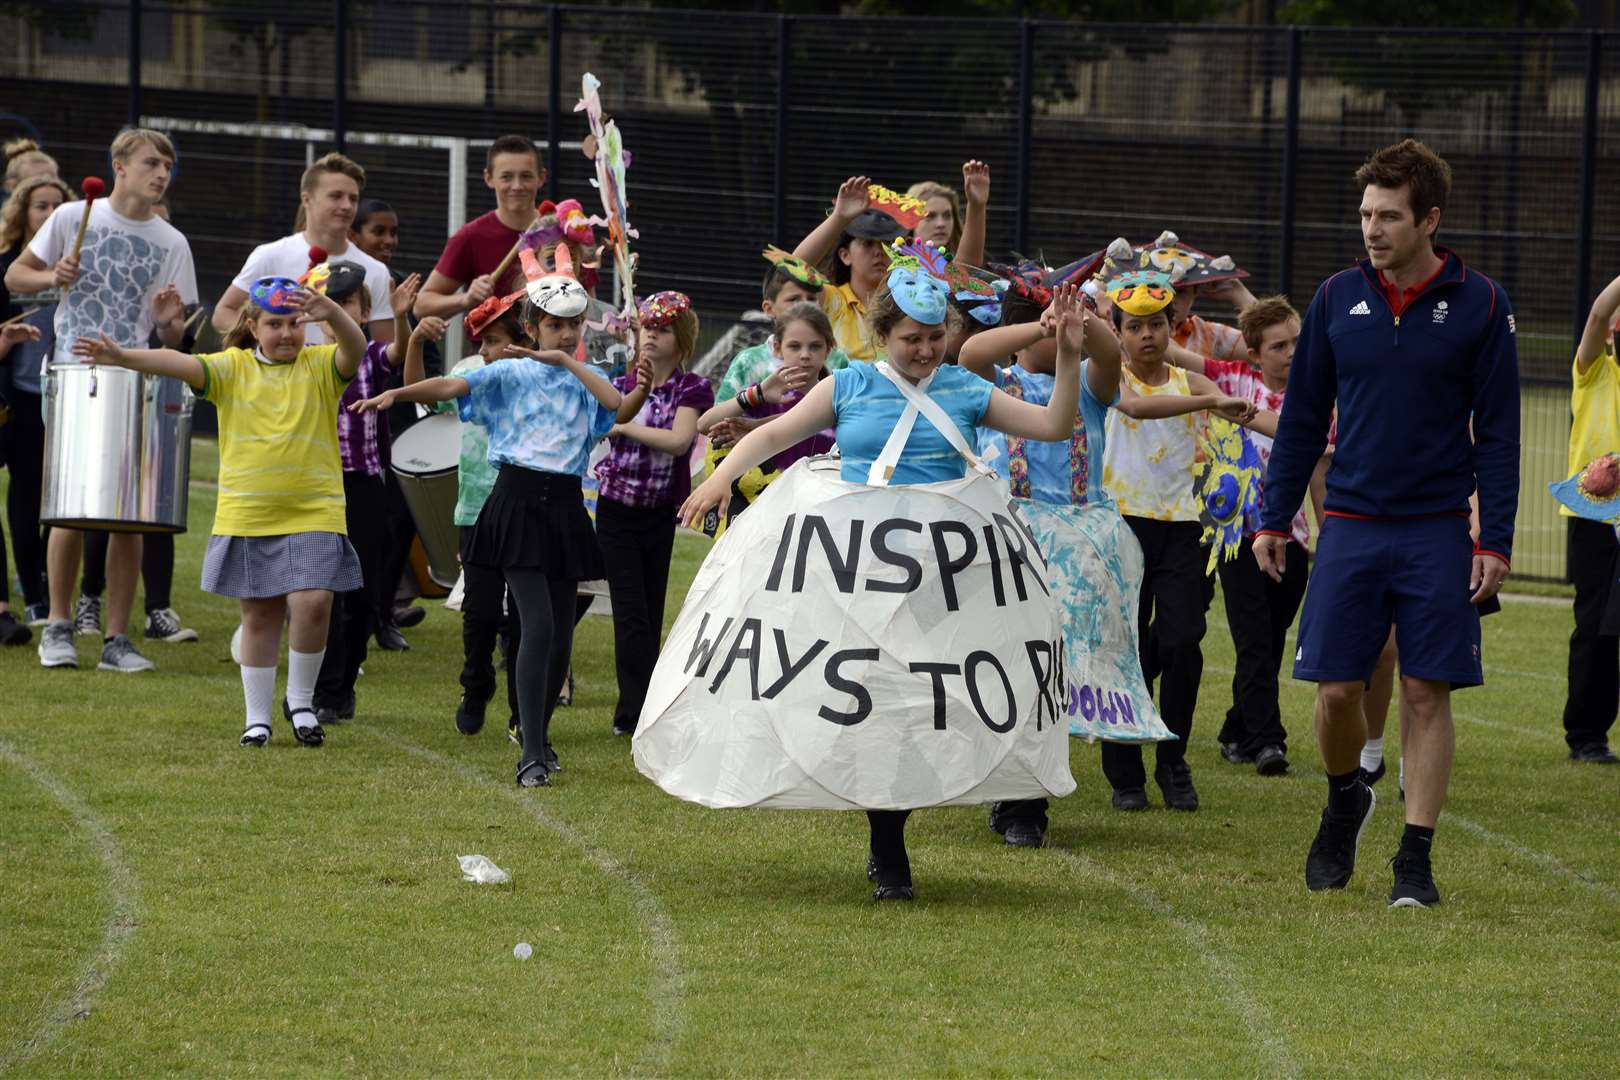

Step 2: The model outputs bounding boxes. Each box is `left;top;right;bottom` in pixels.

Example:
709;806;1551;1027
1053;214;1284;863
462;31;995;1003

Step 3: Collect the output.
210;153;394;344
4;128;198;675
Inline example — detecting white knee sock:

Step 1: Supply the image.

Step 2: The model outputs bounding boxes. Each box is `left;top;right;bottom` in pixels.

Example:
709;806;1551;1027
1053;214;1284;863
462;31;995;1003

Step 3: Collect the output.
285;648;325;718
1360;736;1384;773
241;665;276;732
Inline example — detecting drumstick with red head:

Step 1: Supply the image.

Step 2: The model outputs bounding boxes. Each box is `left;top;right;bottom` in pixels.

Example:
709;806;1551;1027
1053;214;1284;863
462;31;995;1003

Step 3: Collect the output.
308;245;327;270
71;177;105;261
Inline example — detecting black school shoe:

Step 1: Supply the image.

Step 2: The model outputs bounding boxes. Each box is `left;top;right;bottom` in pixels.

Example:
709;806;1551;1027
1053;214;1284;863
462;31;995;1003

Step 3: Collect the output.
1004;820;1046;848
1569;742;1620;765
1111;787;1149;811
1219;741;1254;765
1155;761;1200;811
1254;745;1289;776
0;611;33;646
1388;850;1441;908
457;692;489;735
516;759;550;788
393;604;426;629
1305;783;1376;891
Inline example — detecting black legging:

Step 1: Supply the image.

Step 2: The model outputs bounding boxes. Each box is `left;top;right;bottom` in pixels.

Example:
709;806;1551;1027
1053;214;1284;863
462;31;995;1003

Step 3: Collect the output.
504;567;579;774
81;529;175;613
3;388;46;608
867;810;913;889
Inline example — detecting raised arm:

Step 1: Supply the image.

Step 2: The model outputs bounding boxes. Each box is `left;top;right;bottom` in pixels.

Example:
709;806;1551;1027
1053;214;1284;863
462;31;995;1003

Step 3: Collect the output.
1577;270;1620;374
71;334;206;391
958;318;1046;381
383;273;422;367
615;357;652;422
956;160;989;268
294;289;368;379
403;316;446;386
793;176;869;268
680;378;838;528
980;287;1084;442
1083;313;1123;404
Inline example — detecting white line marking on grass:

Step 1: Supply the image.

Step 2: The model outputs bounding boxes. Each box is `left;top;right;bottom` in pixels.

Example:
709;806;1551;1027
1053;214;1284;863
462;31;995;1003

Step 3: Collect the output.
1451;711;1557;741
0;738;139;1075
1049;849;1299;1079
372;734;686;1076
1445;811;1620;906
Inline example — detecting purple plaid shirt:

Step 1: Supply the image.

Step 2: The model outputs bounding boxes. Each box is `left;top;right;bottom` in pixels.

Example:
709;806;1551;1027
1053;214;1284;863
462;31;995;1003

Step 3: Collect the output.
595;370;714;508
337;339;398;475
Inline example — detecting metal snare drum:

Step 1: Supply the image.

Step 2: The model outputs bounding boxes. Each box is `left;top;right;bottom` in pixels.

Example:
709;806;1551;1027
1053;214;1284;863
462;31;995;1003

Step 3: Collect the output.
41;364;194;533
390;411;463;589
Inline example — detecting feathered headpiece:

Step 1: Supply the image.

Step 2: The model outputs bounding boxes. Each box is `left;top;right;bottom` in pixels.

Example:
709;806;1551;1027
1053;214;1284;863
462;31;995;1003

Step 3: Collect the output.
762;245;830;291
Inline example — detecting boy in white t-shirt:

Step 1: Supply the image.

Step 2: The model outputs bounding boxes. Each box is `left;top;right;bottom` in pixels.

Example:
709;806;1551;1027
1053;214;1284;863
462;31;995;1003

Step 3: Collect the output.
210;152;394;345
3;127;198;674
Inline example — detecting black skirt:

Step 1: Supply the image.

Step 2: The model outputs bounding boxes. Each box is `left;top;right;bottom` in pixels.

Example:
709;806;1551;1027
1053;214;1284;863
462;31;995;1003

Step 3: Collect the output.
465;465;605;580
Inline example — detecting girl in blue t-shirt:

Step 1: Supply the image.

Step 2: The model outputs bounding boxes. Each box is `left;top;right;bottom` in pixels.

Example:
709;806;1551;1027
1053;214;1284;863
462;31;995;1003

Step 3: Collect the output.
355;273;623;788
680;268;1087;902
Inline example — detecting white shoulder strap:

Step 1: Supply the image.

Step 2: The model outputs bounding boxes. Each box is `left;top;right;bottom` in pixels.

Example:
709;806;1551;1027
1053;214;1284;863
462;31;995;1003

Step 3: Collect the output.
866;362;994;486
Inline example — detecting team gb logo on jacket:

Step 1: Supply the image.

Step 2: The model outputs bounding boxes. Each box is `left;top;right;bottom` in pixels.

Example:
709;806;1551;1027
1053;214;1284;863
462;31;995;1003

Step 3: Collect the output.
1432;300;1449;324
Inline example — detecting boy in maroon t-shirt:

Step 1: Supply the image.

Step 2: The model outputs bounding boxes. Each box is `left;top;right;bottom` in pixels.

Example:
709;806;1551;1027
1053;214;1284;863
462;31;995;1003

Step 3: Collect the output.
415;135;544;321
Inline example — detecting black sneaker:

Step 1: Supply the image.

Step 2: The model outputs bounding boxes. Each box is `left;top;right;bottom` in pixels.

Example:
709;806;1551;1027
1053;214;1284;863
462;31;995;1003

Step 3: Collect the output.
0;610;32;646
611;719;636;737
1361;758;1388;786
457;692;489;735
1569;742;1620;765
1220;741;1254;765
375;622;410;651
1111;787;1148;811
1004;820;1045;848
1254;745;1289;776
1388;850;1441;908
393;604;426;629
1305;784;1376;891
1155;761;1199;811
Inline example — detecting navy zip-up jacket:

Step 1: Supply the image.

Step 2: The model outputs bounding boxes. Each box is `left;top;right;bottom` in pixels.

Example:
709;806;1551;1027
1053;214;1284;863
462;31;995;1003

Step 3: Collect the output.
1257;247;1520;563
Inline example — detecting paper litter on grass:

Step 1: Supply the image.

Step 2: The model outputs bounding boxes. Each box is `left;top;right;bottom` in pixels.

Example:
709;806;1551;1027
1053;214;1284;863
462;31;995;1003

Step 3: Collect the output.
458;855;510;884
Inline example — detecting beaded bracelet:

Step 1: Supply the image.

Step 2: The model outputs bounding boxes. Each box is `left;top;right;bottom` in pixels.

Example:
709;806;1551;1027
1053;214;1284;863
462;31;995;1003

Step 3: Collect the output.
739;382;766;413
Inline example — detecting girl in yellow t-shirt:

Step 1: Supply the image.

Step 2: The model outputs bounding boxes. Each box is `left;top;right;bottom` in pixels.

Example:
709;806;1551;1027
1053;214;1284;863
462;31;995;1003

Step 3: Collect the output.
73;277;369;749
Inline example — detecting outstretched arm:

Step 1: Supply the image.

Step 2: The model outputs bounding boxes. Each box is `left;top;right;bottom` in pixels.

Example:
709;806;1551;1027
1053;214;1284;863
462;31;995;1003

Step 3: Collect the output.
980;286;1084;442
350;374;473;413
793;176;869;268
71;335;206;391
679;379;837;528
383;273;423;367
403;316;446;386
293;289;368;379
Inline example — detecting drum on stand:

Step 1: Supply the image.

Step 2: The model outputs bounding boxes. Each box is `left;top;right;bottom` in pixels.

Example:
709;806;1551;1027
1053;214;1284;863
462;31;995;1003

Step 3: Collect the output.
390;411;463;590
41;364;194;533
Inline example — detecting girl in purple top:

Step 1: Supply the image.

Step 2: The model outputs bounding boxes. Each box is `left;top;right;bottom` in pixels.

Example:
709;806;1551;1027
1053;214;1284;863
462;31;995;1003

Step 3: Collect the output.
314;264;422;720
594;291;714;736
695;302;839;516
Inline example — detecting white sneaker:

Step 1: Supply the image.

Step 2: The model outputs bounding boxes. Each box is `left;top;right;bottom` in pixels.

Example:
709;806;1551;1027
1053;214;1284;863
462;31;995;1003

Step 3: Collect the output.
144;607;199;643
38;620;78;668
98;633;156;673
75;594;103;637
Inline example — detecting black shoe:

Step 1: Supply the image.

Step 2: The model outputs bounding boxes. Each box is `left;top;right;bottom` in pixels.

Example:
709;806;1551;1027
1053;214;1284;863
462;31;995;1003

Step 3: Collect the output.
611;719;636;737
1111;787;1148;811
508;719;521;747
375;623;410;652
866;853;880;881
1219;741;1253;765
1254;745;1289;776
516;760;550;788
315;704;341;725
286;707;325;748
393;604;426;629
337;692;356;720
1155;761;1199;811
542;743;561;773
457;692;489;735
239;724;270;748
1388;850;1441;908
1003;820;1045;848
872;884;915;901
1569;742;1620;765
1305;784;1376;891
0;610;32;646
1361;758;1387;786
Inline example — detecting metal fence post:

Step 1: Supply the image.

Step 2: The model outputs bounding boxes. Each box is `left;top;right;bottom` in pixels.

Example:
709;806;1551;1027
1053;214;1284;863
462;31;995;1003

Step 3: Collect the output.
333;0;348;153
547;4;562;201
128;0;142;129
1278;27;1301;301
1574;30;1602;348
1015;18;1033;254
773;15;790;246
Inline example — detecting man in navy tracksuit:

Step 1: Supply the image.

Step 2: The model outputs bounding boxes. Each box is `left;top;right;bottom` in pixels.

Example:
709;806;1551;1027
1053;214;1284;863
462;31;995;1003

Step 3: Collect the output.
1253;139;1519;909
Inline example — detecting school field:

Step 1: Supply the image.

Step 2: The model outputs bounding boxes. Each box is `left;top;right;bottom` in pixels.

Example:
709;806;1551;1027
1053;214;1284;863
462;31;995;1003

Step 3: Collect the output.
2;438;1617;1079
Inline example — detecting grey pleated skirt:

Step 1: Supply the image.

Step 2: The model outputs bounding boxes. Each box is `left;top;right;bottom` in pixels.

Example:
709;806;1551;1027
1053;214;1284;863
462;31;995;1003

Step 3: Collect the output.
202;531;364;599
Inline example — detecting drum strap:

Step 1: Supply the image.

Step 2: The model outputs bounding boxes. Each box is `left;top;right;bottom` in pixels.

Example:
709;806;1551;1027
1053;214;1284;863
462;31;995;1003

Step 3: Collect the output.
868;363;994;487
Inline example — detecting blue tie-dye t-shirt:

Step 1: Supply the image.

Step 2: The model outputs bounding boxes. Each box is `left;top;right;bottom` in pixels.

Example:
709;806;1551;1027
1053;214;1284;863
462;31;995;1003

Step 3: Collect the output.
831;361;992;484
457;359;616;477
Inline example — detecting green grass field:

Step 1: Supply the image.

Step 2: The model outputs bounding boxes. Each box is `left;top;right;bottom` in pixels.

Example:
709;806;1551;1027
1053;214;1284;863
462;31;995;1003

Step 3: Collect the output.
3;438;1617;1078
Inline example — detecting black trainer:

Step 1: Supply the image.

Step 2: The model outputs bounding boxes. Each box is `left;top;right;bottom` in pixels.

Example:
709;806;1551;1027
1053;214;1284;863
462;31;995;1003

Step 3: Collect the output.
1388;850;1441;908
1361;758;1387;786
1305;783;1376;891
1569;742;1620;765
1004;820;1045;848
1254;745;1289;776
1112;787;1149;811
1155;761;1199;812
457;692;488;735
1219;741;1253;765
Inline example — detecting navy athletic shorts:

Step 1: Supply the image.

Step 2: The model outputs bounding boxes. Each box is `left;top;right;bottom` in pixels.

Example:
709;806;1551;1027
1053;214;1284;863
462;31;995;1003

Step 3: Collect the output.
1292;514;1483;689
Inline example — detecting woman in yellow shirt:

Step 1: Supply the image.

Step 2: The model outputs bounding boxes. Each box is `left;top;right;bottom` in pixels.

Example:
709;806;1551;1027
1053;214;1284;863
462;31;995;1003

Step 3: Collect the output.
74;276;369;749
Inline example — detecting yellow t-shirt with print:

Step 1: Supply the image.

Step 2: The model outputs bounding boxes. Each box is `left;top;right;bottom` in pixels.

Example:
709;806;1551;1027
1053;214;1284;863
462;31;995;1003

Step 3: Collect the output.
197;344;351;537
821;282;881;363
1565;340;1620;518
1102;365;1205;522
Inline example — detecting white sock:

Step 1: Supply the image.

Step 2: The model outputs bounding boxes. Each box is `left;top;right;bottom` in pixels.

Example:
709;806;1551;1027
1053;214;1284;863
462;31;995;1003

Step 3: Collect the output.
241;665;276;733
285;648;325;721
1360;736;1384;773
1398;755;1406;789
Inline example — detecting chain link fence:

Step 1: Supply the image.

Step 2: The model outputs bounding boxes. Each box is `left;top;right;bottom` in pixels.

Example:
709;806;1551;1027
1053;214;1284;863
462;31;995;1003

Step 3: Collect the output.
3;2;1617;579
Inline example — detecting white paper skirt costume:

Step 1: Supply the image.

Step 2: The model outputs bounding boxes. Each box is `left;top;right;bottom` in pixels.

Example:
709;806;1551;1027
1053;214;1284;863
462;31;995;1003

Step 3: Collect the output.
1016;498;1174;744
634;364;1076;811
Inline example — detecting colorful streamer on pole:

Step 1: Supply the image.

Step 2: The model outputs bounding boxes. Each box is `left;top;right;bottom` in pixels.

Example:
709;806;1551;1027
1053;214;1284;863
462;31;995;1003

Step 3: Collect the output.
575;72;638;334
